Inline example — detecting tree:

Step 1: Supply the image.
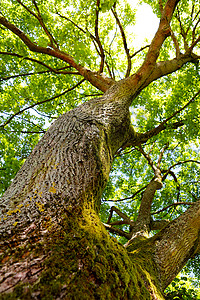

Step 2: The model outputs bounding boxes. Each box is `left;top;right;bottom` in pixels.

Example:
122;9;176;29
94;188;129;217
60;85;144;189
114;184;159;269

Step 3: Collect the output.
0;0;200;298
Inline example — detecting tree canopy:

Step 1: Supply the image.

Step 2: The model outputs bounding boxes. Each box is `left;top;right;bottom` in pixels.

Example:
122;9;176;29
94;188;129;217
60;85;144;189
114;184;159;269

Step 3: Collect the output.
0;0;200;297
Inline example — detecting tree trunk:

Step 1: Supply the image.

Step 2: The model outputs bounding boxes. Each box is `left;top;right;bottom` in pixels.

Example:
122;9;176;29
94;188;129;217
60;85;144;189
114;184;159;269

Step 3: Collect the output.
1;90;160;299
1;80;200;299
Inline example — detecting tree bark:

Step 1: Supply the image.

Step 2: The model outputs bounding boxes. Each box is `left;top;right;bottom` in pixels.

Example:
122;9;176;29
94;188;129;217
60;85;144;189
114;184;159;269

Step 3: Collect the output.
1;0;200;298
1;80;200;299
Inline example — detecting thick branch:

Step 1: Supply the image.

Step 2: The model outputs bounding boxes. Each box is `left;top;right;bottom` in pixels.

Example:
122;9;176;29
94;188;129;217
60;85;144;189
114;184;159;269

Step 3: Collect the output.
133;0;181;76
135;180;162;232
141;54;199;90
154;200;200;289
128;145;170;239
0;15;114;92
106;0;182;103
150;219;170;230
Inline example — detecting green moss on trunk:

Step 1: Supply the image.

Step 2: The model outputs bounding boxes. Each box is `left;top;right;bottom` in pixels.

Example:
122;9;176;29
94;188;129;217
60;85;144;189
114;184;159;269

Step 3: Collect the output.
0;209;165;299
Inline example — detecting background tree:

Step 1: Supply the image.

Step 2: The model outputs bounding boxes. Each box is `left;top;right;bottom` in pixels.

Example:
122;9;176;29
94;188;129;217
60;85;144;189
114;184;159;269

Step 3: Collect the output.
0;0;200;299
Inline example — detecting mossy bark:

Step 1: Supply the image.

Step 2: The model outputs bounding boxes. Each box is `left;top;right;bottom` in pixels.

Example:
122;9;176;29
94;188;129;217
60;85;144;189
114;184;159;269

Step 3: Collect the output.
0;90;165;299
0;209;165;300
1;84;200;299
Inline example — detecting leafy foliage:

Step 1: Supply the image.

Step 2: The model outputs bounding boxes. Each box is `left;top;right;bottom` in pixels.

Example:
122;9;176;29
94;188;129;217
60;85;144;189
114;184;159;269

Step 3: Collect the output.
165;276;200;299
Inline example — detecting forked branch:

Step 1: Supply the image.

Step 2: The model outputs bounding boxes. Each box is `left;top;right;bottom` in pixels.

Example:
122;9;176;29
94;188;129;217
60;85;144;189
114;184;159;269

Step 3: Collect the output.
0;15;114;91
16;0;59;48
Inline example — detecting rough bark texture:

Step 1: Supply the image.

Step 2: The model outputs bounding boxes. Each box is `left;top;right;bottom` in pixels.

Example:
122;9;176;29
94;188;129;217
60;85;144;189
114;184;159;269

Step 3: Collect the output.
2;91;164;299
1;83;200;299
1;0;200;298
0;92;134;235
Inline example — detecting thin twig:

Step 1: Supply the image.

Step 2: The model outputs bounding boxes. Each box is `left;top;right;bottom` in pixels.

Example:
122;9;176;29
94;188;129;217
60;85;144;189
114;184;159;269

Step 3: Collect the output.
111;6;131;77
162;169;180;202
130;45;150;59
142;90;200;141
32;0;59;48
152;202;193;215
1;114;45;132
16;0;58;48
0;51;78;75
0;79;85;128
168;159;200;171
95;0;105;73
170;28;180;58
103;185;147;202
157;143;169;168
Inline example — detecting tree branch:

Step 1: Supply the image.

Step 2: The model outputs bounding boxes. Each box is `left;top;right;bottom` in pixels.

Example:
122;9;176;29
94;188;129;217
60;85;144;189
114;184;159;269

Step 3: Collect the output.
140;89;200;143
0;79;85;128
136;0;181;74
95;0;105;73
111;6;131;77
0;114;45;133
168;159;200;171
0;15;114;91
169;27;180;58
153;200;200;289
176;8;189;52
109;0;183;103
150;219;170;230
130;45;150;59
157;143;169;168
159;0;164;14
107;206;133;226
192;14;200;43
162;169;180;202
2;129;44;134
0;69;79;81
103;185;147;202
152;202;193;215
16;0;59;49
0;51;59;72
55;11;100;56
141;53;199;90
103;223;131;239
128;144;170;238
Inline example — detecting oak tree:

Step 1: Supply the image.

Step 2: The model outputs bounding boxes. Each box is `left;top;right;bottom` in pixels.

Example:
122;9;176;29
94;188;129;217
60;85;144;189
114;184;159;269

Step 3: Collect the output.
0;0;200;299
